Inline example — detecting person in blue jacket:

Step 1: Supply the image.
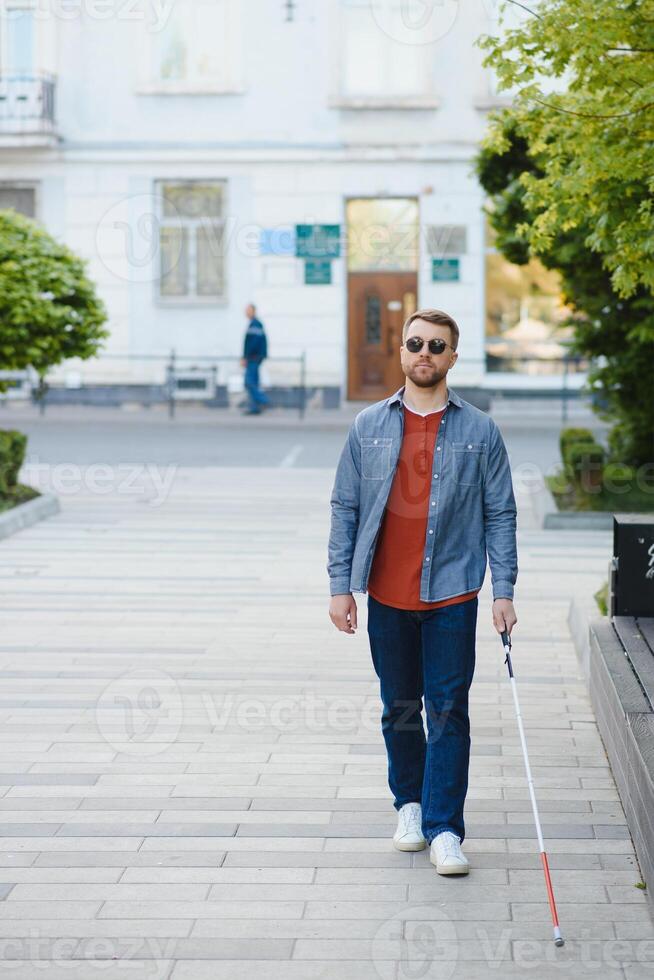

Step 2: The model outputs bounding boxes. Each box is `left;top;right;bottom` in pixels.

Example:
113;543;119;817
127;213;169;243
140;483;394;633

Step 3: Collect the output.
240;303;270;415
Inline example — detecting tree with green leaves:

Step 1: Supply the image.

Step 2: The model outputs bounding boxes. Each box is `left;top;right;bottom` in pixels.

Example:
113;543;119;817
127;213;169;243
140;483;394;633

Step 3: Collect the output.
0;209;108;391
476;0;654;466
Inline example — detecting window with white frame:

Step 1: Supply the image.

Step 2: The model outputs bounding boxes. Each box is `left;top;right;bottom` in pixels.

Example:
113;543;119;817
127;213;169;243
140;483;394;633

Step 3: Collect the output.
338;0;437;102
157;181;226;303
0;182;36;216
146;0;241;93
0;0;36;74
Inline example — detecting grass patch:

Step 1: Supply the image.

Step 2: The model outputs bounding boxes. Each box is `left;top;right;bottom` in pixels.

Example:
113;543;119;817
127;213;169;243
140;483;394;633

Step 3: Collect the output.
546;473;654;513
0;484;41;515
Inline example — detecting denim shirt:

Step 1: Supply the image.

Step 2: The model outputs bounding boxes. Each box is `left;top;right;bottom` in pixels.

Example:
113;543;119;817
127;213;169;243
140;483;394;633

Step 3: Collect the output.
327;384;518;603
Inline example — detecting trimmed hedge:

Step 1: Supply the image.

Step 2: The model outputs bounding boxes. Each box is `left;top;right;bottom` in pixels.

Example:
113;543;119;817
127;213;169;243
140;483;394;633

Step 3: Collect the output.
559;427;595;466
0;429;27;498
566;441;606;488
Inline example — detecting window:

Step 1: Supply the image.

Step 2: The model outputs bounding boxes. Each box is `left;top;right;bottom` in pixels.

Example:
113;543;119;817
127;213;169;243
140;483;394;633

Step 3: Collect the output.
0;183;35;216
484;212;579;375
336;0;437;105
346;198;419;272
0;1;35;74
156;181;226;303
145;0;242;94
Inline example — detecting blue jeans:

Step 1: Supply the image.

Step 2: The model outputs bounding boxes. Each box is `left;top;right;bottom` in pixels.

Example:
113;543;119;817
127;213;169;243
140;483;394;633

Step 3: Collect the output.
366;592;478;844
244;360;270;412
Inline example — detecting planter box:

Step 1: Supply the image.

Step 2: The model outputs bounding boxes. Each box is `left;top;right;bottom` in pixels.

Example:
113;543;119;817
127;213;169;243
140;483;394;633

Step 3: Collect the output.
569;601;654;903
0;492;60;541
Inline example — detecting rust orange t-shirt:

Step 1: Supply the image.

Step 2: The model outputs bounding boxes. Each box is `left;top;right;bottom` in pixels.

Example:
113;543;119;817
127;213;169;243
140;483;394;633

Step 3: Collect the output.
367;403;480;611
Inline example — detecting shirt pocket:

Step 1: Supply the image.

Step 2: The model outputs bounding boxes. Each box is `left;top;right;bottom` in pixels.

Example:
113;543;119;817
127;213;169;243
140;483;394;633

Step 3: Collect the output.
361;436;393;480
451;441;486;487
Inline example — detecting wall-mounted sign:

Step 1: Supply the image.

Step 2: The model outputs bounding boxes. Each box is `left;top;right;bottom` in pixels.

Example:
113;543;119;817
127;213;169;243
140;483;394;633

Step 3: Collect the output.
260;227;296;256
296;224;341;259
304;259;332;285
426;225;467;256
432;258;460;282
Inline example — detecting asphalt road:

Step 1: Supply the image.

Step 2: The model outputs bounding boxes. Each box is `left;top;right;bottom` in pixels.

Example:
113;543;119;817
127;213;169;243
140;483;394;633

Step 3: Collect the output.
3;401;608;475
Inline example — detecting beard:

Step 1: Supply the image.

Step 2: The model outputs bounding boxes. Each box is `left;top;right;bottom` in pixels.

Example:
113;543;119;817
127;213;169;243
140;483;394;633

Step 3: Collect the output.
405;361;447;389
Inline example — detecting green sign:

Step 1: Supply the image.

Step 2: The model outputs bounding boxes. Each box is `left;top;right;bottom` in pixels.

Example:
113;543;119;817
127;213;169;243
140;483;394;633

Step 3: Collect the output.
304;260;332;285
296;224;341;259
431;258;460;282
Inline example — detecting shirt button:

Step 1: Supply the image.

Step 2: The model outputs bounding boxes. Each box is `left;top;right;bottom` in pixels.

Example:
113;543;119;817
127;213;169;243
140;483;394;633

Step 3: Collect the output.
468;444;472;449
373;439;378;445
425;557;430;562
433;474;439;479
437;446;441;451
431;501;435;506
429;529;433;534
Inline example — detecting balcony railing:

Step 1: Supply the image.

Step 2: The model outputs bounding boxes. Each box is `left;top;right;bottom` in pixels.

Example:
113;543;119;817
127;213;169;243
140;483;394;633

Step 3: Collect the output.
0;73;56;138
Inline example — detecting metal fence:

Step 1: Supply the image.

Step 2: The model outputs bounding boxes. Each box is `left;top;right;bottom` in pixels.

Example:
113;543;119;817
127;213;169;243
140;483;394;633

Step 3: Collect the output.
8;350;309;420
1;351;594;423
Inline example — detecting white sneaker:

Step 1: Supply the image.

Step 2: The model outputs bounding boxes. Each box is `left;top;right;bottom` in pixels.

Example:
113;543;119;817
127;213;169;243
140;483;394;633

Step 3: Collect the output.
393;802;426;851
429;830;470;874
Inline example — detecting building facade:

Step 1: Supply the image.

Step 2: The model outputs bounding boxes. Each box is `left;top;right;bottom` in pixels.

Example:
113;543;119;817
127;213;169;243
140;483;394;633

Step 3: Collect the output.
0;0;579;404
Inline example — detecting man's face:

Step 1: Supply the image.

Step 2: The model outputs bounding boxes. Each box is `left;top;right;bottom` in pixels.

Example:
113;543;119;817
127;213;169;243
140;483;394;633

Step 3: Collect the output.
245;305;255;319
400;319;457;388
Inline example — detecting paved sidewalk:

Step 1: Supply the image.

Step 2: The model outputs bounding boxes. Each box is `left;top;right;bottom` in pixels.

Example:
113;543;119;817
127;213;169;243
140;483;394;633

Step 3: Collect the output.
0;462;651;978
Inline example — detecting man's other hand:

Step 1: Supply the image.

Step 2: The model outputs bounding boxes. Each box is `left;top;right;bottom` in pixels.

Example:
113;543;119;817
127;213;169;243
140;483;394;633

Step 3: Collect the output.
329;594;358;634
492;598;517;637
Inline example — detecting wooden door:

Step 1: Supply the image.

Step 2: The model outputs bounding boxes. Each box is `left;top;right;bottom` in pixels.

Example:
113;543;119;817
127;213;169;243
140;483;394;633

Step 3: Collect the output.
347;272;417;401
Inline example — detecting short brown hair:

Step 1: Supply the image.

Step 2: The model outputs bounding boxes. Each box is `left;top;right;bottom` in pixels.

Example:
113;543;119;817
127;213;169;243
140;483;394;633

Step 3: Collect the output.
402;308;459;350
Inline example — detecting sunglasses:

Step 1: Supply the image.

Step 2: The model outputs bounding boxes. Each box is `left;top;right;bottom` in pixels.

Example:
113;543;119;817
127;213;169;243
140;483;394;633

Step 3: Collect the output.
404;335;455;355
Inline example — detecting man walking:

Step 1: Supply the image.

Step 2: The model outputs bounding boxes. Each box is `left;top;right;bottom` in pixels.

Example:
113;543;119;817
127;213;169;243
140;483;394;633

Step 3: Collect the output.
240;303;270;415
327;308;518;875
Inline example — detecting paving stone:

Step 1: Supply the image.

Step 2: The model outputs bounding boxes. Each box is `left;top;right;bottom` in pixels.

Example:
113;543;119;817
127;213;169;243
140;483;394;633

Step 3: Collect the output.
55;823;238;837
0;920;191;938
511;902;653;922
188;917;619;941
98;901;304;919
0;964;174;979
3;457;652;978
73;938;294;960
7;884;211;902
169;963;392;980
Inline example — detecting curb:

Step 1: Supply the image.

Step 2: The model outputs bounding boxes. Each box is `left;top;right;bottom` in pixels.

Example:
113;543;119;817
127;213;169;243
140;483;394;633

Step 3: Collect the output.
0;492;60;542
568;594;604;678
543;511;613;530
537;481;614;530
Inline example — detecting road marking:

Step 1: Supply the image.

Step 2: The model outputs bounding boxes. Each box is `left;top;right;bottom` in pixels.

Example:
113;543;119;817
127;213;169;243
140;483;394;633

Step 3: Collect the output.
279;444;303;468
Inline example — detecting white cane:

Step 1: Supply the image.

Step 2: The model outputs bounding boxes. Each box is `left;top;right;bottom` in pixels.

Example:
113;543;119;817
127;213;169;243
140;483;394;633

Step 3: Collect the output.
500;628;565;947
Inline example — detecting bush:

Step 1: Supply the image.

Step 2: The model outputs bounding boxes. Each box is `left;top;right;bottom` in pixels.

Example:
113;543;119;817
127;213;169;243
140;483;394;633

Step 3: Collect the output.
559;428;595;467
566;441;606;490
602;461;636;494
0;429;27;497
0;209;108;388
594;581;608;616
